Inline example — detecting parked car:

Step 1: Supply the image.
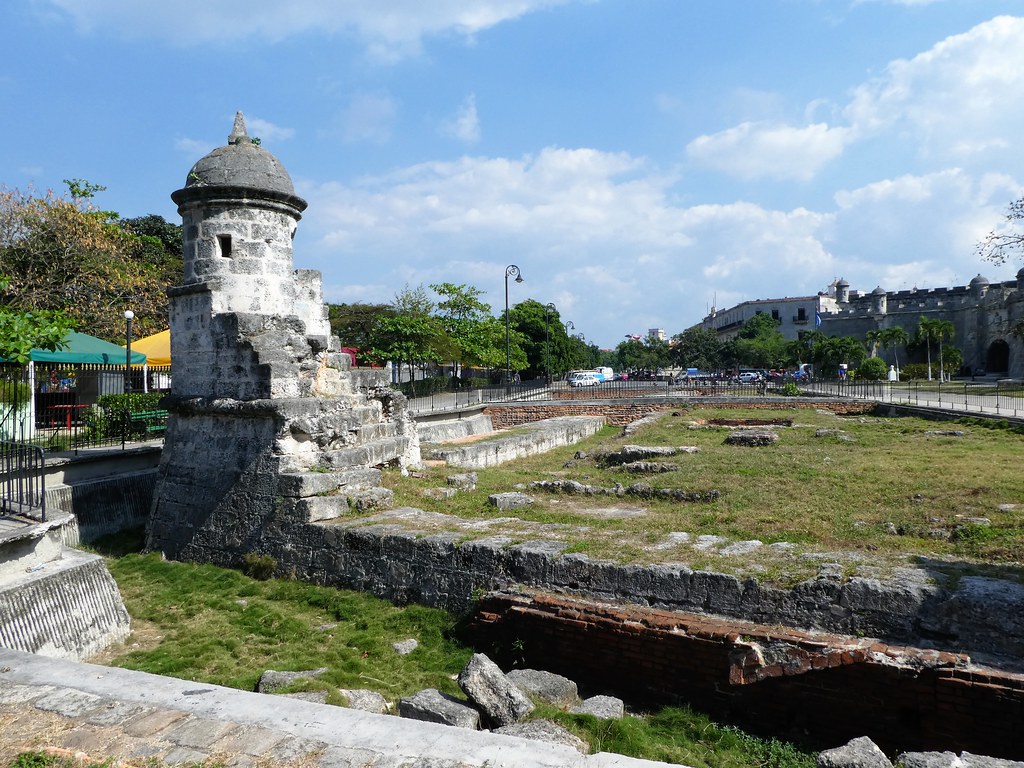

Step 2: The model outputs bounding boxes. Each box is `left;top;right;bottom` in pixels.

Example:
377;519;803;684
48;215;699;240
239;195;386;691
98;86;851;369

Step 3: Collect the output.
737;371;762;383
568;372;600;387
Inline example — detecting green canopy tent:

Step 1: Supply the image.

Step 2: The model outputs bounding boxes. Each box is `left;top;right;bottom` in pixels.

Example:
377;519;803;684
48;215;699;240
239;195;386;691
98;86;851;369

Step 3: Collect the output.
31;330;146;365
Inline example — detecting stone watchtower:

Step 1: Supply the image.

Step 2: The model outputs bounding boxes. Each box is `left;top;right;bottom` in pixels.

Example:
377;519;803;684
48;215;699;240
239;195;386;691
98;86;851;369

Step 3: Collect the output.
146;113;419;565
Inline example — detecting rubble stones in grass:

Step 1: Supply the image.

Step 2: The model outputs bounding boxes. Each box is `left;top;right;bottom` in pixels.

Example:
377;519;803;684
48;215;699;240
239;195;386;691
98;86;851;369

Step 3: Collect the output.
457;653;534;728
256;667;329;693
724;430;779;447
392;638;419;655
398;688;481;729
488;491;535;510
494;719;589;753
506;669;580;709
570;695;624;720
446;472;478;490
601;445;699;465
924;430;966;437
338;688;389;714
422;487;458;500
621;461;680;474
817;736;892;768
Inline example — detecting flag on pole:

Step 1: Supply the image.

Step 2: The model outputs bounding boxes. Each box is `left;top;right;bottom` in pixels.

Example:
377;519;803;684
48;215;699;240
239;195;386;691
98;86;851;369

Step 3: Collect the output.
814;311;821;327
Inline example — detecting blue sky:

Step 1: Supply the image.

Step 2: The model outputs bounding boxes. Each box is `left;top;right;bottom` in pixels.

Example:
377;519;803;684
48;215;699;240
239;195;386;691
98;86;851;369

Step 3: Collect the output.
4;1;1024;349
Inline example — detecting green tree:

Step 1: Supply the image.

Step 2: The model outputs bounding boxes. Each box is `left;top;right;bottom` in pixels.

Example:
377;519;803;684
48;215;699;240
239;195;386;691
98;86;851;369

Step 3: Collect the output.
857;356;888;381
431;283;505;375
614;337;670;374
328;303;395;351
670;327;722;372
0;183;173;340
916;316;955;381
877;326;910;376
732;313;788;369
810;335;866;378
0;277;73;363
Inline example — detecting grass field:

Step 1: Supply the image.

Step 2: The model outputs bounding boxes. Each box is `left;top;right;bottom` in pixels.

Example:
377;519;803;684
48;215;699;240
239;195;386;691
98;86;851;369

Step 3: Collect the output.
381;407;1024;586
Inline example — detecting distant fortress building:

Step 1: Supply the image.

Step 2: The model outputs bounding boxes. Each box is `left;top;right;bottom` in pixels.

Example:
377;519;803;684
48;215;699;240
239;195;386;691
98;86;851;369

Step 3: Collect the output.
699;271;1024;378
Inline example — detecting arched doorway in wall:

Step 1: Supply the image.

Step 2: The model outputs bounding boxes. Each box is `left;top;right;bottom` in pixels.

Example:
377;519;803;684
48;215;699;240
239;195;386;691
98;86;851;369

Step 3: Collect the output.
986;339;1010;374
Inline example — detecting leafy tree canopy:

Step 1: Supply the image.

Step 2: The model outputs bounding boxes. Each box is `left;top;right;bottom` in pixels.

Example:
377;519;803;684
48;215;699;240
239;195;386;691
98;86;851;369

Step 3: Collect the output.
0;182;180;342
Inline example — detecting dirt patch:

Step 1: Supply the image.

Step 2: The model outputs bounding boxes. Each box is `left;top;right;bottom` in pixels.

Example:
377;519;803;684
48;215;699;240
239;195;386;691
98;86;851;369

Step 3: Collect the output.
86;620;165;665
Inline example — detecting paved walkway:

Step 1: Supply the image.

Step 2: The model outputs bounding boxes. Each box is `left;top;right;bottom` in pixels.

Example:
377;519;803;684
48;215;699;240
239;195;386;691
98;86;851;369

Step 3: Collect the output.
0;647;671;768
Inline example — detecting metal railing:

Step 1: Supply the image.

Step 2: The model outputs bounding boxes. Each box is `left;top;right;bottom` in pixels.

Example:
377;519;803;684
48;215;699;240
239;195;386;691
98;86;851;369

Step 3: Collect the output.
0;362;172;452
405;378;549;413
799;379;1024;418
0;441;46;521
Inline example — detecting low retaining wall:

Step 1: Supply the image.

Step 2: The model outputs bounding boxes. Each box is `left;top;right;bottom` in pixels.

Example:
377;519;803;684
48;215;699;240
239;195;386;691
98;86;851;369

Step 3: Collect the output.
0;548;130;660
485;399;876;428
47;469;158;545
425;416;605;468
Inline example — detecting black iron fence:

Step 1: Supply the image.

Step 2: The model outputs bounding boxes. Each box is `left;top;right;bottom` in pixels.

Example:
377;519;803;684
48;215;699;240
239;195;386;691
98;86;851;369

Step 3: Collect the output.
0;363;172;452
0;440;46;521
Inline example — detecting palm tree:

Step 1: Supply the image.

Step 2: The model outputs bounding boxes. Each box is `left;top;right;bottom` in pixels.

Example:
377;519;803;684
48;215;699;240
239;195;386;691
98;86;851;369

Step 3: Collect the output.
916;317;955;381
878;326;909;378
865;329;884;358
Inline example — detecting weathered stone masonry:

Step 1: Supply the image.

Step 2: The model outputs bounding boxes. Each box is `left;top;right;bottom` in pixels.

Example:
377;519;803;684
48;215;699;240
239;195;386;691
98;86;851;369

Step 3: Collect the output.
468;593;1024;760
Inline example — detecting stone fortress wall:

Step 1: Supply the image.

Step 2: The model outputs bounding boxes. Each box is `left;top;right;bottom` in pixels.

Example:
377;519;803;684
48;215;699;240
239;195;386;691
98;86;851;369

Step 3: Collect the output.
701;272;1024;378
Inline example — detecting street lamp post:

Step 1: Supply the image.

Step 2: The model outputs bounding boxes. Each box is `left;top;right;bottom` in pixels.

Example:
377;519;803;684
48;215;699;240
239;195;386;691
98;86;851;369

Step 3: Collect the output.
504;265;523;393
124;310;135;395
544;303;556;385
563;321;575;374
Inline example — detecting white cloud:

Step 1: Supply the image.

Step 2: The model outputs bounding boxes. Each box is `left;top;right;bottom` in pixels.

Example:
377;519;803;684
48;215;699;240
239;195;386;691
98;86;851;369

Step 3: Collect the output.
39;0;576;59
440;95;481;144
686;122;851;181
687;16;1024;184
245;116;295;143
843;16;1024;158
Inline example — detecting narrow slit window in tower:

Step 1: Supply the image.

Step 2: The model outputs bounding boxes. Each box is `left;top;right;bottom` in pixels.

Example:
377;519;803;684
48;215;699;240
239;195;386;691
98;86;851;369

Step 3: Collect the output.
217;234;233;258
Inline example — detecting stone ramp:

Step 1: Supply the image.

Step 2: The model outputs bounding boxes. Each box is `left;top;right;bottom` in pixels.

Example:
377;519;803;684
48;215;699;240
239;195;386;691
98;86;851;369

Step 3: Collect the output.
0;647;675;768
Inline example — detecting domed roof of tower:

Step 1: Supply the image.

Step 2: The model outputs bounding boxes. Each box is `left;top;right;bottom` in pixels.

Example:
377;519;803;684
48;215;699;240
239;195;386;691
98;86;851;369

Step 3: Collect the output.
969;273;990;288
178;112;301;202
871;285;886;295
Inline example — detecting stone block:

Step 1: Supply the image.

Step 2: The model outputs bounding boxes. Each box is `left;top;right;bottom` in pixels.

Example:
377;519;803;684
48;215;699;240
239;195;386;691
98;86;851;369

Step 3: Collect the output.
570;694;624;720
488;492;534;510
398;688;480;729
457;653;534;728
256;667;328;693
493;719;588;753
506;668;579;709
818;737;892;768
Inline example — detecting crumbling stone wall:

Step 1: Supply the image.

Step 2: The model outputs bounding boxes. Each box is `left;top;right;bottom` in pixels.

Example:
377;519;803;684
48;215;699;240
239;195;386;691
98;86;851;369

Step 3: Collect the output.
468;592;1024;760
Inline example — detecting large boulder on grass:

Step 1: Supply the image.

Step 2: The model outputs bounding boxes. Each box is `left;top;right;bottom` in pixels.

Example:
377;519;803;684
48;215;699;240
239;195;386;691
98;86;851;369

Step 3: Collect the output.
457;653;534;727
817;737;892;768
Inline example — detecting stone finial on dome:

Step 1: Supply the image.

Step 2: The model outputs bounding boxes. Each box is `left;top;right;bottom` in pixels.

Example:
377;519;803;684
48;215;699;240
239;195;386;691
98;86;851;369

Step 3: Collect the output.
229;111;250;145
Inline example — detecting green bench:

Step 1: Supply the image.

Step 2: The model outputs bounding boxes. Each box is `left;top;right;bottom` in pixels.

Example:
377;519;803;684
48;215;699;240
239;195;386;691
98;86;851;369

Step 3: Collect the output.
129;409;169;435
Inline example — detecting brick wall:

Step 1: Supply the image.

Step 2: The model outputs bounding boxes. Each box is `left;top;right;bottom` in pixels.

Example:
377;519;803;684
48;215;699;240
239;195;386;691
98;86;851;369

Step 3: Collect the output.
484;399;876;428
468;593;1024;759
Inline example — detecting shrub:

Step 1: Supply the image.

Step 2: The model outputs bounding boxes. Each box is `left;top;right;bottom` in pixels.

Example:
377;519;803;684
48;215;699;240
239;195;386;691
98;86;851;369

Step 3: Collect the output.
900;363;930;381
857;357;888;381
780;382;801;397
241;553;277;580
